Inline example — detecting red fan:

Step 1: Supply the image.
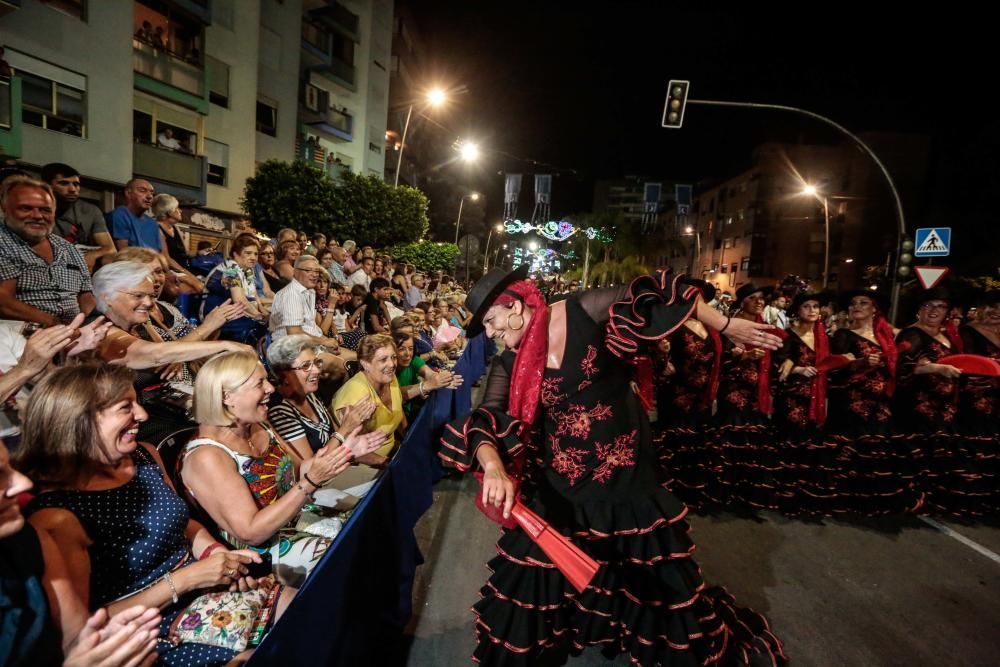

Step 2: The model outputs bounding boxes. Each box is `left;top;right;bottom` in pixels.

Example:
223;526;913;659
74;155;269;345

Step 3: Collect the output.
474;472;600;592
938;354;1000;376
815;355;853;372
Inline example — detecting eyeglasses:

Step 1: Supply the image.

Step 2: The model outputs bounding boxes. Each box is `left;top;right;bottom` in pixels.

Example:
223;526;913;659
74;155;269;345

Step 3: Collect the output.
920;302;949;311
290;359;320;372
119;290;157;301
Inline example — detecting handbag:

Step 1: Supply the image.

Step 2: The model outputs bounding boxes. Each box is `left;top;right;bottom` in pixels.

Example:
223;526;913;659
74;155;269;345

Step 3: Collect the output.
168;575;281;651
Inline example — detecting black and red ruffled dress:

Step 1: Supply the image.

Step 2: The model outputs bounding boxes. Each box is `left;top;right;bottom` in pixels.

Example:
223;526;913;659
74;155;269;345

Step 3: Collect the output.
441;275;785;666
956;325;1000;513
653;323;726;505
893;326;971;516
713;321;781;511
770;330;839;515
826;329;919;515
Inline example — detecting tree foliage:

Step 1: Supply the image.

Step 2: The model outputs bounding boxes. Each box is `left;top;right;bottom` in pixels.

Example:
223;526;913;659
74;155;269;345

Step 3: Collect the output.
384;240;460;273
241;160;429;247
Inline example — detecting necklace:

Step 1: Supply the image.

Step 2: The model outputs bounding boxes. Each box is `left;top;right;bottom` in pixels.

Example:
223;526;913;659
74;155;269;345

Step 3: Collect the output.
225;424;263;457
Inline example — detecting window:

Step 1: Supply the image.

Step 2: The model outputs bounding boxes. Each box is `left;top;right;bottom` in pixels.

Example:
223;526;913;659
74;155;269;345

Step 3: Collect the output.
206;57;230;107
205;139;229;186
368;142;382;155
303;84;321;112
41;0;85;19
256;99;277;136
332;32;354;65
741;256;750;271
302;21;330;52
13;59;86;137
730;263;738;275
134;0;203;66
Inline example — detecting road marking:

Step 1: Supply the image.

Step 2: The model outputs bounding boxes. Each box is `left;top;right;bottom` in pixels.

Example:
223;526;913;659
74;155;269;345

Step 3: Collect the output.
919;516;1000;566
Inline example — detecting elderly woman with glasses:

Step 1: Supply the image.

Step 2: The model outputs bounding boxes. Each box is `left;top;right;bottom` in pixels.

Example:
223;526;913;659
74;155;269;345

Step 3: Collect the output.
89;261;250;377
267;335;383;456
330;334;405;467
203;234;269;345
180;350;383;585
150;193;202;292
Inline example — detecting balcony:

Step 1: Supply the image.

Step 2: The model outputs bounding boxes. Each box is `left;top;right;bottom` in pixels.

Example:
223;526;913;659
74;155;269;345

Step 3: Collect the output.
132;40;208;112
304;105;353;142
307;1;359;41
0;75;22;159
312;56;355;91
132;141;206;203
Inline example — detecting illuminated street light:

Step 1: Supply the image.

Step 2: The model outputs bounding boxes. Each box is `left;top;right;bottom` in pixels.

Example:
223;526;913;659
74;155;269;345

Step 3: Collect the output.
394;88;448;186
800;184;830;288
460;142;479;162
454;192;480;244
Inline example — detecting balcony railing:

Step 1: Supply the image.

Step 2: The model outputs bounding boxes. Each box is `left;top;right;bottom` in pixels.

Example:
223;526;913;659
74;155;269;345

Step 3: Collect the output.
133;40;204;97
133;141;206;190
0;76;12;129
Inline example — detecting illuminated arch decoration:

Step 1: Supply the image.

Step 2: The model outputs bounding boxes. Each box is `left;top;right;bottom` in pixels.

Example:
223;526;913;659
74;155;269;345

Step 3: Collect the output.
504;219;614;244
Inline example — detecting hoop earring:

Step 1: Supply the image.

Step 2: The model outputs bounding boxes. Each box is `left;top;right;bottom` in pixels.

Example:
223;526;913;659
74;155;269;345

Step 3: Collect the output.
507;312;524;331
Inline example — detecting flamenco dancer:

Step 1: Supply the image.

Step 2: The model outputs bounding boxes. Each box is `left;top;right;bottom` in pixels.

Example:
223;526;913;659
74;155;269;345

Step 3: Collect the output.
441;266;787;666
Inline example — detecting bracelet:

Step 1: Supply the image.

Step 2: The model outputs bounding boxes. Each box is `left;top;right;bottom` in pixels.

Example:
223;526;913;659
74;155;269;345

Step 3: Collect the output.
331;431;346;444
296;481;315;498
163;571;179;604
303;472;321;488
719;316;732;334
418;380;427;398
198;542;225;560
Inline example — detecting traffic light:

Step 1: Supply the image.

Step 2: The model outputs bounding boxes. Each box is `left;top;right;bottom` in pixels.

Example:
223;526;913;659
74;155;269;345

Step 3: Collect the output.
897;236;915;278
662;80;690;128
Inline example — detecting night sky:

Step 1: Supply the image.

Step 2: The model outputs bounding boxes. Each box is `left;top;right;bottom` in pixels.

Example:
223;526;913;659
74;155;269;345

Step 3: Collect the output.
411;3;997;271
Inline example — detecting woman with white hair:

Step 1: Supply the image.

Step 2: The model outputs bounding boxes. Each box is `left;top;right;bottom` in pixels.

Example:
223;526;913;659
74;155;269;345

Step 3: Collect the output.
341;239;358;275
150;193;202;292
89;261;249;378
267;335;383;454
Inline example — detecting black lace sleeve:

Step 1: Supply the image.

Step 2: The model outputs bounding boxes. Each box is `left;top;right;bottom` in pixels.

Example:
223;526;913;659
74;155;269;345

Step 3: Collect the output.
439;351;525;472
604;270;712;358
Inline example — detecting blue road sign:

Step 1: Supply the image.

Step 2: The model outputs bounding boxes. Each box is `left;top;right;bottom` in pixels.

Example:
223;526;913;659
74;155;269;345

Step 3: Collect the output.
914;227;951;257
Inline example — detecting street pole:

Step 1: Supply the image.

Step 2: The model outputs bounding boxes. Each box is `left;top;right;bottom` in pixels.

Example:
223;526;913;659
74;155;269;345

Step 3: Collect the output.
687;97;907;322
822;196;830;289
393;104;413;187
582;238;591;288
483;228;494;273
454;197;466;245
465;238;470;287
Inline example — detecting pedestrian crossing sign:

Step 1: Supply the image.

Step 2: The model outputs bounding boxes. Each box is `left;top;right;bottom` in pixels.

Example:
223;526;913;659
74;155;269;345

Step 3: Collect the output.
914;227;951;257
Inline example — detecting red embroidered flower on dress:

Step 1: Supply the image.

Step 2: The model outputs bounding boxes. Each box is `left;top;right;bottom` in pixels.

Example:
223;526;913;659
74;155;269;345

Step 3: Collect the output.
548;435;587;486
540;377;565;408
580;345;598;379
553;402;613;440
592;431;637;483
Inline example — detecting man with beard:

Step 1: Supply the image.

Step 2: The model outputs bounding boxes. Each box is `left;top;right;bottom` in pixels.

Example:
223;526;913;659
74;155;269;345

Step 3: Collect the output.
40;163;116;271
0;177;96;326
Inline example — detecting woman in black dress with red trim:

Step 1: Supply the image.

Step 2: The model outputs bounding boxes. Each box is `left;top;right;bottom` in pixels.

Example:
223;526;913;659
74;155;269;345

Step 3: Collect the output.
441;267;786;667
894;288;967;516
772;292;842;515
957;291;1000;513
826;290;918;515
714;284;782;510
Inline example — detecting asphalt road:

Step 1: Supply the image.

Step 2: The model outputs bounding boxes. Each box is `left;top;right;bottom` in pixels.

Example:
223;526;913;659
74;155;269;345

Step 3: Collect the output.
403;476;1000;666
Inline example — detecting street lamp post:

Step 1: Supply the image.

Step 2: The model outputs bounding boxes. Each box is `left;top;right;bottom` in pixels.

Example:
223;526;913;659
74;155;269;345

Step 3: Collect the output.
483;223;503;273
393;88;446;187
676;93;908;322
801;185;831;289
683;224;701;277
454;193;479;245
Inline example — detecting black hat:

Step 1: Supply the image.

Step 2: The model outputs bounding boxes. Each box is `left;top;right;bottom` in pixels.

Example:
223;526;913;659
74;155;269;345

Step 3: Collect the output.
464;265;530;337
913;286;952;309
735;283;771;304
790;291;828;314
839;288;888;313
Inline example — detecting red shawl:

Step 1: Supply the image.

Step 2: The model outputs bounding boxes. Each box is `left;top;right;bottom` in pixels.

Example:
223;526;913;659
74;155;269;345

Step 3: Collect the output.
809;319;830;425
493;280;550;430
705;324;723;406
741;312;779;416
873;313;898;396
